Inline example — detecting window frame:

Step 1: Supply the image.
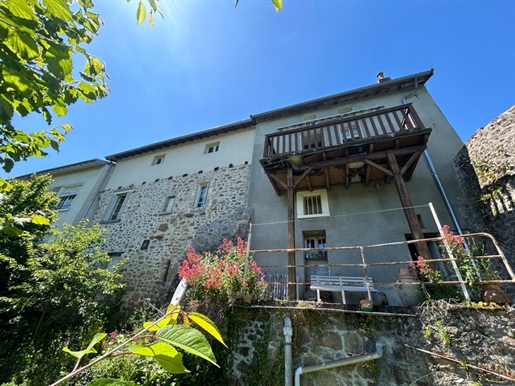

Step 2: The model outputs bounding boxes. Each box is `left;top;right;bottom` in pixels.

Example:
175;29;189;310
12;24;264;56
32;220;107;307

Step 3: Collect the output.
152;154;166;165
296;189;330;219
162;195;176;213
195;183;209;209
104;191;131;222
204;142;220;154
56;185;81;211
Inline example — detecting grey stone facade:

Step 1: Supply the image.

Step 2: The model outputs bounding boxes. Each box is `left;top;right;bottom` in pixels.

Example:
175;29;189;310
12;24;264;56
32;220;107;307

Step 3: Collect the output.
454;106;515;265
93;164;252;302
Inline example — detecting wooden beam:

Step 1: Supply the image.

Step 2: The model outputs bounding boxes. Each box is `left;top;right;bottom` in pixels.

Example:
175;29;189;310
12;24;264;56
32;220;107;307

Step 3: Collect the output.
287;168;296;300
268;173;288;190
387;151;431;259
294;167;312;189
400;149;423;175
267;175;282;195
364;159;393;176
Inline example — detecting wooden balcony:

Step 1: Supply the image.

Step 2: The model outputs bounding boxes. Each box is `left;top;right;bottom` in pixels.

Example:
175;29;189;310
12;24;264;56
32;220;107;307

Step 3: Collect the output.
260;103;431;194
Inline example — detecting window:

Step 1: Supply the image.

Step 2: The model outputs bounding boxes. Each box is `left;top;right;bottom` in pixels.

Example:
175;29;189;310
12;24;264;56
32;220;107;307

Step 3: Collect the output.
107;193;127;221
140;240;150;250
56;186;81;210
304;231;327;260
107;253;123;272
152;154;165;165
296;189;329;218
204;142;220;154
341;120;362;140
163;195;176;213
195;184;209;208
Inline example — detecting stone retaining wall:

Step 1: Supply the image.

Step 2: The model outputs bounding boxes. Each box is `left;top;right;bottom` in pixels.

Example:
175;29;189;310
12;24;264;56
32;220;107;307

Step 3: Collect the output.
222;304;515;386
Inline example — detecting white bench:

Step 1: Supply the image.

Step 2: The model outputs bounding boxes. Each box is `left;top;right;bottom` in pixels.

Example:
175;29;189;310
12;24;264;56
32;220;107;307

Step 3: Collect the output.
310;275;377;304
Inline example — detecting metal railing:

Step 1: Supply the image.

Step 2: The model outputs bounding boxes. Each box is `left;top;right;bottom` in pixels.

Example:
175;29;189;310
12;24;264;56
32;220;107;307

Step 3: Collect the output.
262;103;425;158
253;232;515;301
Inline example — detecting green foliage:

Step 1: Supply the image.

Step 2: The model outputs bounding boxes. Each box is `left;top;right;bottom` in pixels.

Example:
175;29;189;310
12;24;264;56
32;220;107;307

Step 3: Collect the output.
0;0;109;178
53;304;226;386
434;320;450;346
133;0;282;26
0;174;58;305
17;221;125;313
0;174;128;385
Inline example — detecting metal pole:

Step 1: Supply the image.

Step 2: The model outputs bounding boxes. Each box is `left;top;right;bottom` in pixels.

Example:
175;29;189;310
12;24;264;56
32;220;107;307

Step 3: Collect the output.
428;202;470;301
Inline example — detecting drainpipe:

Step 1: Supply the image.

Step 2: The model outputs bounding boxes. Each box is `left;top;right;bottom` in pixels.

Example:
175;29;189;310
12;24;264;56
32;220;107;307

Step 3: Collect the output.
402;86;466;238
294;340;385;386
81;161;114;220
284;317;293;386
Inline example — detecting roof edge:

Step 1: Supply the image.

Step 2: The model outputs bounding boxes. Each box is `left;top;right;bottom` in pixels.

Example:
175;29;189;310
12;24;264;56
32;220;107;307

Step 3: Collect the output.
106;118;254;162
251;69;434;122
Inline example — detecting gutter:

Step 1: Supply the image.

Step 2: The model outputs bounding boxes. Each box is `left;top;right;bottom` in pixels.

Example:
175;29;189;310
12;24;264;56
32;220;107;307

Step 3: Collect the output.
81;161;114;220
294;340;386;386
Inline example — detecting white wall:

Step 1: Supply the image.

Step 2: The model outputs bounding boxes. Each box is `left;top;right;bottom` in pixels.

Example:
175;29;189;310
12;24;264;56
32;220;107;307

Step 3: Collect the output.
49;163;112;228
104;128;255;189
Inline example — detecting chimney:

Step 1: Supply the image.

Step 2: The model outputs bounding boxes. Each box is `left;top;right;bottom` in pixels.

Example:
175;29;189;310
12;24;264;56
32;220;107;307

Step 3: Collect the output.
376;72;391;83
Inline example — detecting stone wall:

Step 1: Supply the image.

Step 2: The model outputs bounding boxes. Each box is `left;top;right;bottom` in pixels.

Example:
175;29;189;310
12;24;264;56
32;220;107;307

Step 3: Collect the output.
221;304;515;386
454;106;515;266
93;164;252;302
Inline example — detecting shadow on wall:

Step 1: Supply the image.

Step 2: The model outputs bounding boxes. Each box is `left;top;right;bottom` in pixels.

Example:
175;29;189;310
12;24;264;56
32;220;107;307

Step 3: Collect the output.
454;140;515;269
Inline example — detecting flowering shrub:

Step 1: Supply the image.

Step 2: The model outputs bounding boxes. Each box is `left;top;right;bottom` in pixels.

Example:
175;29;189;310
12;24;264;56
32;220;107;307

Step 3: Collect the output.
178;237;267;301
411;255;441;282
439;225;496;284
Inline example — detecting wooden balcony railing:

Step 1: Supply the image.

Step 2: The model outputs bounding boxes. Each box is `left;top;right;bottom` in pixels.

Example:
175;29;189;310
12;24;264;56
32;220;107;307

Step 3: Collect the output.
263;103;425;158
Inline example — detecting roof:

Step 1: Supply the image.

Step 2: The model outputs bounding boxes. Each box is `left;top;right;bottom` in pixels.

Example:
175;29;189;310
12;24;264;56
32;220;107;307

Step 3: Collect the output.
250;69;434;122
15;159;112;179
105;119;255;162
105;69;434;162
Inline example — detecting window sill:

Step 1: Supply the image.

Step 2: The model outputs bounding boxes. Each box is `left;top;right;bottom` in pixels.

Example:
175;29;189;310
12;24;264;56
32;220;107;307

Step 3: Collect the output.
297;213;330;219
99;219;121;224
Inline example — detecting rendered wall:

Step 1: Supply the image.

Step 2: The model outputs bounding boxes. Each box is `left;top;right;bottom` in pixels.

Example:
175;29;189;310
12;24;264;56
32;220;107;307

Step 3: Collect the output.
247;85;467;300
48;162;112;228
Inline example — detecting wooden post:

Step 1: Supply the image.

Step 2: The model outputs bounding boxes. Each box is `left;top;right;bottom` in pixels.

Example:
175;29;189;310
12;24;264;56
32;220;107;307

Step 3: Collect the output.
387;151;431;259
287;167;296;300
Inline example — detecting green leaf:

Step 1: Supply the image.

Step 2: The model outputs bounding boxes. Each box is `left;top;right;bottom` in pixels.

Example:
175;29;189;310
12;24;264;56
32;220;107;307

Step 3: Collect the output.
155;325;218;366
132;342;188;373
136;1;146;24
42;0;73;22
271;0;282;11
143;317;174;332
147;0;158;12
31;214;50;225
189;312;227;347
63;332;107;359
5;0;38;21
86;379;138;386
7;29;39;60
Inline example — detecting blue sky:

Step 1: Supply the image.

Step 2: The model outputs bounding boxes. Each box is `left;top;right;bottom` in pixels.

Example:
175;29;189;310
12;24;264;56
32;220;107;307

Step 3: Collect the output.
7;0;515;178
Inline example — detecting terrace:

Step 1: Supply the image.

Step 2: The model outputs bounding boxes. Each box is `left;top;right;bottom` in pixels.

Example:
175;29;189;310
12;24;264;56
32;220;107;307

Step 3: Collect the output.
260;103;430;193
259;103;433;295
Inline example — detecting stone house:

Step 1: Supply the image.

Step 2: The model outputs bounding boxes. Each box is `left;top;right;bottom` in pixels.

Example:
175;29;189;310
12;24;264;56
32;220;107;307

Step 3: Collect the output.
246;69;470;303
20;69;501;305
91;121;255;301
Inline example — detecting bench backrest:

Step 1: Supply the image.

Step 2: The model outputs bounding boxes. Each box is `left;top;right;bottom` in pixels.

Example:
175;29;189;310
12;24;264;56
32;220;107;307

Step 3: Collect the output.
311;275;374;286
